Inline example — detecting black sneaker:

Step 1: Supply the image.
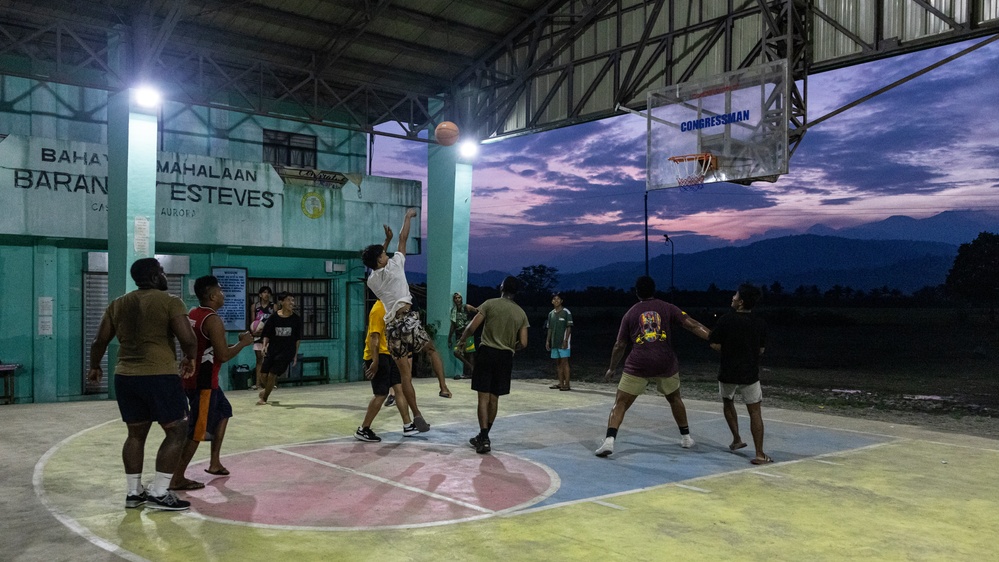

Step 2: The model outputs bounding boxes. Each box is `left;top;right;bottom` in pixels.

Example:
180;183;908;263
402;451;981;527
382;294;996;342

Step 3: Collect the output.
468;435;480;449
354;426;381;442
476;436;491;454
125;489;147;509
402;423;419;437
384;395;396;407
145;491;191;511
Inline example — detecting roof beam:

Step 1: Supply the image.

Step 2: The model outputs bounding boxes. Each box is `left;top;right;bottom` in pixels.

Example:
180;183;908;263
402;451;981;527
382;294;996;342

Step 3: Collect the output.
386;5;505;44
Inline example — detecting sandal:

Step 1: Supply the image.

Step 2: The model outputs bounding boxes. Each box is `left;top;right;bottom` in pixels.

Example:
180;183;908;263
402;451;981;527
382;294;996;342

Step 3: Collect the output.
169;479;206;491
549;384;562;389
439;390;452;399
750;454;774;465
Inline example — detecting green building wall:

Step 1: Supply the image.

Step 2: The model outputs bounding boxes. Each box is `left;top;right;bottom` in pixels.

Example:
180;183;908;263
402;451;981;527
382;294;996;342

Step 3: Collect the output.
0;74;419;404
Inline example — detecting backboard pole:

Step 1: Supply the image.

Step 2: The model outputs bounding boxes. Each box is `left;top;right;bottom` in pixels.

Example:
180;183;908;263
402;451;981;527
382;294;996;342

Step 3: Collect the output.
643;191;649;277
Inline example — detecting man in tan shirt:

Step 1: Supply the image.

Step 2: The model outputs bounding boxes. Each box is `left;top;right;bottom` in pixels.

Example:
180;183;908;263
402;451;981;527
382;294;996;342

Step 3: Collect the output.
89;258;198;511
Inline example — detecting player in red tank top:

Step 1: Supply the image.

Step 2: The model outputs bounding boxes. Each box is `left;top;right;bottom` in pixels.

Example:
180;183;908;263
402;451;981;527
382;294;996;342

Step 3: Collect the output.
169;276;253;491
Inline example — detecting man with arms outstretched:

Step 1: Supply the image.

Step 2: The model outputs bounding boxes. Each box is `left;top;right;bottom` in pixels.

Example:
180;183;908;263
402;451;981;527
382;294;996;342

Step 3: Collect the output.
596;275;711;458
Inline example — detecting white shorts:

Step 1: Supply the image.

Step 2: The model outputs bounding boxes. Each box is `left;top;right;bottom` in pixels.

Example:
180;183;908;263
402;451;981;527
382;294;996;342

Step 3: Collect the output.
719;381;762;404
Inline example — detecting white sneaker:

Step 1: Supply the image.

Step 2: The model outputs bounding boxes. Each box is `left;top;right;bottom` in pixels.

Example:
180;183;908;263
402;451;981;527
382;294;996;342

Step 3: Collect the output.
595;437;615;457
680;434;695;448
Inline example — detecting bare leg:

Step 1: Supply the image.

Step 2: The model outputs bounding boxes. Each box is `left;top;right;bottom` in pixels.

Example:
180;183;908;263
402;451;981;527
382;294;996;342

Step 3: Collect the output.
557;357;570;389
170;439;201;488
664;389;689;429
466;353;475;377
393;356;422;419
123;421;152;475
253;349;264;388
453;348;474;373
208;417;228;473
422;340;451;396
477;392;499;429
747;401;767;460
155;419;189;474
258;373;277;404
723;398;747;450
606;390;639;430
361;394;385;428
487;394;498;426
391;383;412;424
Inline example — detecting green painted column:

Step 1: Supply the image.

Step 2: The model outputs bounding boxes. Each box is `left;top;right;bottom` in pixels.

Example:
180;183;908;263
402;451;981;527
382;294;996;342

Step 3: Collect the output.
106;88;160;395
426;141;472;378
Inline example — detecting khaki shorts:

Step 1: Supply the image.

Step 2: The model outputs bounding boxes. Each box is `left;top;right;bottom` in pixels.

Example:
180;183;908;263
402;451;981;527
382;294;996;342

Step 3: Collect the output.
618;372;680;396
719;381;763;404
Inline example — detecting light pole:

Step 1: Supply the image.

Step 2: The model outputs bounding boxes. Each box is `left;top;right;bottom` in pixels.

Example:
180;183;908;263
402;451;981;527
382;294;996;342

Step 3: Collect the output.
663;234;674;302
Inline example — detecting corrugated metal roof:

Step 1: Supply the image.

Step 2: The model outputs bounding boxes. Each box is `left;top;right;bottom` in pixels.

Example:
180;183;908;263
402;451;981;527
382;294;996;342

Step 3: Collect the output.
0;0;545;96
1;0;997;141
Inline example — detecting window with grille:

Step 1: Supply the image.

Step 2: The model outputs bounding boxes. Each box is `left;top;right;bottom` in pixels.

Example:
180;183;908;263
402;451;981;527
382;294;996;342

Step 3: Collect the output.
247;278;335;340
262;129;317;168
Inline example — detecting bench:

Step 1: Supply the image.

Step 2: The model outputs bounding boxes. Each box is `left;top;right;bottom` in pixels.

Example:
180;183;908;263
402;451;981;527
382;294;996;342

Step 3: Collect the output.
0;363;20;405
282;356;329;386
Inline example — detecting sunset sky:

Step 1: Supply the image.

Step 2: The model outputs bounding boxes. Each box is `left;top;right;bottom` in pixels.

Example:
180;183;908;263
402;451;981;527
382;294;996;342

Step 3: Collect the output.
372;38;999;275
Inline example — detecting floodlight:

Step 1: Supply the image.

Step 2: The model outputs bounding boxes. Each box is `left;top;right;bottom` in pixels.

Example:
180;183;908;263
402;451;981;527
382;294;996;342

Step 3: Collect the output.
133;86;161;108
459;140;479;159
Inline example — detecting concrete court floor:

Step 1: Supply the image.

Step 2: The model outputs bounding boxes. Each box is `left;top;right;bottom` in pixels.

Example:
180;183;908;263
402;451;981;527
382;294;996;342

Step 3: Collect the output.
3;378;998;562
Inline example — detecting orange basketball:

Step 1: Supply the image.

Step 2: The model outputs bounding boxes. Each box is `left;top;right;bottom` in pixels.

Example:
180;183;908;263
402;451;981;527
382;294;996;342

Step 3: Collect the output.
435;121;460;146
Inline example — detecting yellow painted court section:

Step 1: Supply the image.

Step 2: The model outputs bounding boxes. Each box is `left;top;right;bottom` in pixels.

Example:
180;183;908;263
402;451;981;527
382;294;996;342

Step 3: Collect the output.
33;380;999;561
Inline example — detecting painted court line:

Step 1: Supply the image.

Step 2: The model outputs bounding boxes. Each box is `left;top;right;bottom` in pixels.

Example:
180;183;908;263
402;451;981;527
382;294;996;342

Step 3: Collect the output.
752;471;783;478
674;484;711;493
35;419;150;562
592;500;627;510
274;447;495;514
814;460;842;466
511;440;902;518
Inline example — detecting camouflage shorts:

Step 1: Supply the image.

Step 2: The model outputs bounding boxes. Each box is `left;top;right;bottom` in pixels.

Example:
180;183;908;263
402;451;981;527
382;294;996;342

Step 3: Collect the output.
386;310;431;359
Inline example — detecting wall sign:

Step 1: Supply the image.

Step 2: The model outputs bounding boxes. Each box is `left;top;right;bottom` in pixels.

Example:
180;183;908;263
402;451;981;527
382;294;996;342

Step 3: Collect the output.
211;267;248;331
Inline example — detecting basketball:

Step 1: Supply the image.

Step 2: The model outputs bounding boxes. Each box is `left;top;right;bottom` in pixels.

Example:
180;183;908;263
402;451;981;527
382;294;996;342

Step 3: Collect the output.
435;121;460;146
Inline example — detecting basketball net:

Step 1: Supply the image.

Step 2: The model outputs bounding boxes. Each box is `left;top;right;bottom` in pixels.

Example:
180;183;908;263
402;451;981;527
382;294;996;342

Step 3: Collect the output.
668;153;715;191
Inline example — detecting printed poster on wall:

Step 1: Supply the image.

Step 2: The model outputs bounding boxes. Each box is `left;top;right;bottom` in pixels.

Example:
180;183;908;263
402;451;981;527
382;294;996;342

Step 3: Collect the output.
211;267;248;331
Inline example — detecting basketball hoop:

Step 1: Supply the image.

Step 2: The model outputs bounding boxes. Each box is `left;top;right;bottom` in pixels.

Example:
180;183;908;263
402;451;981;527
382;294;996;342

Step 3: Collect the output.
668;153;717;190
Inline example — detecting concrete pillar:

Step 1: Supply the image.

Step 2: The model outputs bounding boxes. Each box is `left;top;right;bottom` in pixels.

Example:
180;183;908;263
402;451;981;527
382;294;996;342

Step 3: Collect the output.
426;136;473;378
32;245;59;403
105;88;160;392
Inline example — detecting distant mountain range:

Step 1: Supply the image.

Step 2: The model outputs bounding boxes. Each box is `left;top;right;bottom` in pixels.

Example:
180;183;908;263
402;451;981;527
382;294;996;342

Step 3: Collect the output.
411;210;995;293
458;235;959;292
801;210;996;246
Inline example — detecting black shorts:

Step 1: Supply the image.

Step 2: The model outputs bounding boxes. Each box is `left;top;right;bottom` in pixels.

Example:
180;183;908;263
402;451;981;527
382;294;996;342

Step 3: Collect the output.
366;354;402;396
471;345;513;397
115;374;189;425
261;355;292;376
